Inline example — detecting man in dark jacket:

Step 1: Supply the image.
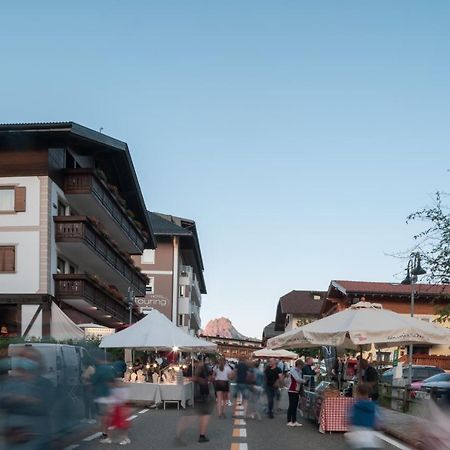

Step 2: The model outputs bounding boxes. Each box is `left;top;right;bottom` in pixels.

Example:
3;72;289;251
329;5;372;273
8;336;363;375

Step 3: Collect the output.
360;359;379;401
302;357;318;391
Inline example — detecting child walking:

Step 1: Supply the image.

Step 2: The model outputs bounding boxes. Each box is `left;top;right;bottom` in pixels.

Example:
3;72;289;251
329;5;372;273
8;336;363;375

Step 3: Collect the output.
345;383;382;450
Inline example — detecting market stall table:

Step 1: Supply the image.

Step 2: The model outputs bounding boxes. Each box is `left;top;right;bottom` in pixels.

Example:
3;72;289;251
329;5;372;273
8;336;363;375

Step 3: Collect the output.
318;396;355;433
126;381;193;409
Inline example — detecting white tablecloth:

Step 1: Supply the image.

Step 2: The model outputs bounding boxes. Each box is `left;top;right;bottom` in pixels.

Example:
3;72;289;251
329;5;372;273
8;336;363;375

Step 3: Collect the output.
126;381;193;408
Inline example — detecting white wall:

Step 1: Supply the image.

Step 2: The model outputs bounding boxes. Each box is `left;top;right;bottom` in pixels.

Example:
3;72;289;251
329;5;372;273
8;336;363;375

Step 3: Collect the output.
0;176;42;293
0;176;40;226
0;230;40;293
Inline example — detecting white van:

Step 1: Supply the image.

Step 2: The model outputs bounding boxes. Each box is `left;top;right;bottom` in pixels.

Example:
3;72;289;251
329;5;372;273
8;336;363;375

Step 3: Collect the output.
8;342;90;387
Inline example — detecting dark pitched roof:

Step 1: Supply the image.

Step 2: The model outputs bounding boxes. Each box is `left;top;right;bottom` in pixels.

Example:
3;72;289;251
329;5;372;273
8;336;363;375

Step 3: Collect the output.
280;290;326;315
149;212;192;237
275;290;326;331
0;122;155;248
262;321;282;340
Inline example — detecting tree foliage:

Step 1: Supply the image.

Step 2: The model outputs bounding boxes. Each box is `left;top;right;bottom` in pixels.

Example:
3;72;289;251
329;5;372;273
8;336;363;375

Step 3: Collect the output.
407;192;450;321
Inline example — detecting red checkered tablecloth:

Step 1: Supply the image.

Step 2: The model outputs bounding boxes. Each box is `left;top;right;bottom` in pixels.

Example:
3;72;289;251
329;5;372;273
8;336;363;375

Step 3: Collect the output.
319;397;355;433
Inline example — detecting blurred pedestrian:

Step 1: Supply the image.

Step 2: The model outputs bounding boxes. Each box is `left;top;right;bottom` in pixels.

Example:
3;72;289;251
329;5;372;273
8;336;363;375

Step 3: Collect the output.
247;361;264;420
101;379;131;445
0;347;54;450
264;358;282;419
232;358;250;418
287;359;304;427
176;360;213;444
92;355;115;441
345;383;382;449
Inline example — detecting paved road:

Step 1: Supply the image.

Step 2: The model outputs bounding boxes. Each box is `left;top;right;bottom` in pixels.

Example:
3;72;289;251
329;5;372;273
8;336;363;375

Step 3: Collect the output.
61;398;411;450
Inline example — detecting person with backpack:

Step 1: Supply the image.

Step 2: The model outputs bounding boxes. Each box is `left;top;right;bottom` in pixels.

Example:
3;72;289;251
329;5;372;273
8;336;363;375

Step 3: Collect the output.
287;359;304;427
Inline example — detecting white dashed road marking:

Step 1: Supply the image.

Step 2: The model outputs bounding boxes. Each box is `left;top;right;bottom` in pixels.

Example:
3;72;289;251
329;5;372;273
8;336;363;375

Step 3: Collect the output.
83;432;103;441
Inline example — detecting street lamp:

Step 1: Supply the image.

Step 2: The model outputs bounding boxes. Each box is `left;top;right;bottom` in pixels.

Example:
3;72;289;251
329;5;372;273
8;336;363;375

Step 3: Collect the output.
127;287;135;324
400;252;426;385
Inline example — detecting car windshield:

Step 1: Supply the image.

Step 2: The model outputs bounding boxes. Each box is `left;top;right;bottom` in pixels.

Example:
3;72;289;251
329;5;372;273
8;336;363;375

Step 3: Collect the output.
422;373;450;383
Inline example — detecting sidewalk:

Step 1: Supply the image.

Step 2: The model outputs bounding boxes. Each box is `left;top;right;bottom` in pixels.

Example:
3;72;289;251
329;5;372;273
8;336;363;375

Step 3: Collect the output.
380;407;422;447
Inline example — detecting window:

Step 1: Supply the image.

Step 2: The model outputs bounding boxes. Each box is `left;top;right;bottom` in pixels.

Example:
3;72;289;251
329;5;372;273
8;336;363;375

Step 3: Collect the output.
0;246;15;272
0;186;26;213
146;277;154;294
177;314;183;327
57;257;65;275
58;201;69;216
179;285;186;297
141;249;155;264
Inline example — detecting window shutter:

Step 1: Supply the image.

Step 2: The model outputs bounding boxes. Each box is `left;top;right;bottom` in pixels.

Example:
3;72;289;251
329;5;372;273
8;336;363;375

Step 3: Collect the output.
14;187;26;212
0;246;15;272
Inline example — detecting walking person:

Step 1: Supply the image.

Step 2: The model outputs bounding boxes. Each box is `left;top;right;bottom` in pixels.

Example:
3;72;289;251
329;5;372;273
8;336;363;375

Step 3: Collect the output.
345;383;382;449
232;358;250;418
176;360;214;445
287;359;304;427
264;358;282;419
213;357;233;418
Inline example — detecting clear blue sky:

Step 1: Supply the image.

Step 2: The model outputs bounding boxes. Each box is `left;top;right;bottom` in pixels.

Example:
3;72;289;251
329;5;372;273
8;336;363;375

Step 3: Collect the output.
2;1;449;337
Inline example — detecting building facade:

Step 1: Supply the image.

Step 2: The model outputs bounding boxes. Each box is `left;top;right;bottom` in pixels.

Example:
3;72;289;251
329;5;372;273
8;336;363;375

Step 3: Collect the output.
274;290;326;333
134;212;206;335
201;335;262;360
322;280;450;355
0;122;155;338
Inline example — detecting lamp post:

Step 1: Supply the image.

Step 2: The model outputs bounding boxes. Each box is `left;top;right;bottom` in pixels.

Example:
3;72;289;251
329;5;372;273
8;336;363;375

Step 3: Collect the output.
401;252;426;385
127;287;135;324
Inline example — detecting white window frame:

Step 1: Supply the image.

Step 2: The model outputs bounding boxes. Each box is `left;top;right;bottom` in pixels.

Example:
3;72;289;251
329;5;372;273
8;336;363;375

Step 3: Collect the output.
141;249;155;264
0;187;15;213
146;277;155;294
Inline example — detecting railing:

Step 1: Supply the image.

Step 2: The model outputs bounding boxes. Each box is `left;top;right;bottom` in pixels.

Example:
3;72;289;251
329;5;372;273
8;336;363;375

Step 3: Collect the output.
54;274;135;324
54;216;148;296
63;169;145;251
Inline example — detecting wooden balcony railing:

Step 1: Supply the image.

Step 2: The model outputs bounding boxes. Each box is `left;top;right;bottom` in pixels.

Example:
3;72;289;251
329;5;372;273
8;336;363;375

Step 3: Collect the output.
54;274;138;324
54;216;148;296
63;169;145;251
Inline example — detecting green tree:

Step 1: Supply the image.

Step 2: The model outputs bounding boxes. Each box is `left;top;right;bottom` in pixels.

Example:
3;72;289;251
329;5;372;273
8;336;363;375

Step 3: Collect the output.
407;191;450;321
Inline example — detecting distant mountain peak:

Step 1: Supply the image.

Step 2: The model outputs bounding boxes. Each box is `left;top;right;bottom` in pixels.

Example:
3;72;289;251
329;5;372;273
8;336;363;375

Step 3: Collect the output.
203;317;247;340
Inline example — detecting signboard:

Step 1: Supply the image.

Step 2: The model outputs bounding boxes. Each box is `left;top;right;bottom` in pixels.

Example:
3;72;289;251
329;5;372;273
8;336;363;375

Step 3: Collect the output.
393;349;399;367
135;294;171;319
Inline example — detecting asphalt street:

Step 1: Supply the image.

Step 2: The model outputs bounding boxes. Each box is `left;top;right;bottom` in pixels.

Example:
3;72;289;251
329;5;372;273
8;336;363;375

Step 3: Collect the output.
62;394;411;450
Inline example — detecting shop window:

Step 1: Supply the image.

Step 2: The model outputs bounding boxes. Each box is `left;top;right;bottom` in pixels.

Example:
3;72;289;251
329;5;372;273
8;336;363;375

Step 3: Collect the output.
0;246;15;272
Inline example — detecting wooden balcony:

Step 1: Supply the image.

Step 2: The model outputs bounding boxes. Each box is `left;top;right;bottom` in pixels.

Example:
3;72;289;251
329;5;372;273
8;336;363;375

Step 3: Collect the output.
54;274;139;325
54;216;148;296
63;169;145;253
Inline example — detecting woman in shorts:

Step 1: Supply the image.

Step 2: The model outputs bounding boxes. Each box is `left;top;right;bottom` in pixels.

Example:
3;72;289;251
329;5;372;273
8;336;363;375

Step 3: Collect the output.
213;357;233;418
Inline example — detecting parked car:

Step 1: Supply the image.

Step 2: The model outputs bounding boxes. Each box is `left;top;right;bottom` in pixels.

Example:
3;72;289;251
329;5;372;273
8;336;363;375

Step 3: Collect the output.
411;372;450;398
381;365;444;385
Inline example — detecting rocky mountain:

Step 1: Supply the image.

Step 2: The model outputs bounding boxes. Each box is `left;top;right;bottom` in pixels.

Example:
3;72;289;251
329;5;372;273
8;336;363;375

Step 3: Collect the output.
203;317;248;340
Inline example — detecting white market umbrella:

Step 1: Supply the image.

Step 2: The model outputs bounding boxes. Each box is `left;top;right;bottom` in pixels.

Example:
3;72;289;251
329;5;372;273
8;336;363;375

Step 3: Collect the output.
253;348;298;359
99;308;217;352
267;302;450;350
